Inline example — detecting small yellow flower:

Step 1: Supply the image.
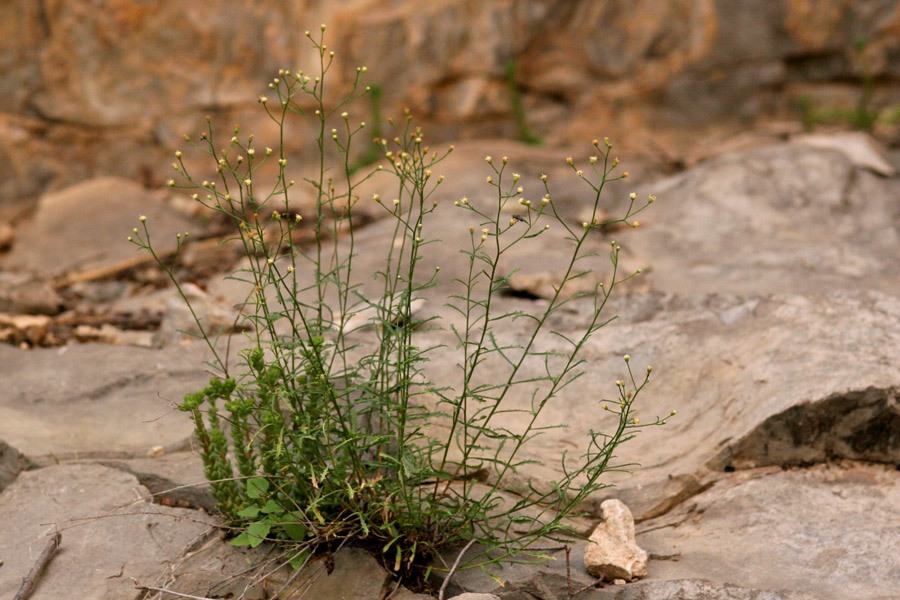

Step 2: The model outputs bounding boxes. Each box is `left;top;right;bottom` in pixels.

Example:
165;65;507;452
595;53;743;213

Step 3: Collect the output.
166;179;175;186
139;216;147;223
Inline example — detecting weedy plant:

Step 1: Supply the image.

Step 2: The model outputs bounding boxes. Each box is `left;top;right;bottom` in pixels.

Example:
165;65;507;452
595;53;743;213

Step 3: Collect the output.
130;27;664;587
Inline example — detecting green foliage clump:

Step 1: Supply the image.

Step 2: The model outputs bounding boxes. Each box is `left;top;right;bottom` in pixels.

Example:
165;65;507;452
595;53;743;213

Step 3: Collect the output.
130;27;664;583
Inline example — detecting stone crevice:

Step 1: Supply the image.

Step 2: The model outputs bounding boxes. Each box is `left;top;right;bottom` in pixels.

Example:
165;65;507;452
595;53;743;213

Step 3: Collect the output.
716;386;900;471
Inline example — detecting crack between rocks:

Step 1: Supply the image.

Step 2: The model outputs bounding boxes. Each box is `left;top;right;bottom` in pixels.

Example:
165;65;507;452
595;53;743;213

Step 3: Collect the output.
98;459;217;512
71;368;209;403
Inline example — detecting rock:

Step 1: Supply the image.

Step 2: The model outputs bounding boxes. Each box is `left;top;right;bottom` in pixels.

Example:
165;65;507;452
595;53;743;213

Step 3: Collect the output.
416;290;900;523
392;588;438;600
155;282;250;345
624;144;900;297
0;221;14;251
637;463;900;600
113;282;249;347
0;273;63;315
99;451;216;512
288;547;392;600
592;579;821;599
447;594;501;600
584;500;648;582
5;0;900;207
2;177;200;278
791;132;896;176
0;313;52;346
0;463;215;600
0;342;214;460
154;543;392;600
0;439;31;492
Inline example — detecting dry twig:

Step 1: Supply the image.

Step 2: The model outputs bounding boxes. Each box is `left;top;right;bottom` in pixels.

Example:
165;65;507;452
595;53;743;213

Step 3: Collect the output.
134;584;218;600
13;532;61;600
438;539;477;600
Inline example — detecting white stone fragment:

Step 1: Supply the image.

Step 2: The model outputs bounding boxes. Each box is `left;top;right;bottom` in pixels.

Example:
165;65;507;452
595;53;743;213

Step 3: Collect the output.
584;499;648;582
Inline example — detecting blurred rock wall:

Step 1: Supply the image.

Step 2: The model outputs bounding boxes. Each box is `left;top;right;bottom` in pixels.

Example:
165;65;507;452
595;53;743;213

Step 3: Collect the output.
3;0;900;211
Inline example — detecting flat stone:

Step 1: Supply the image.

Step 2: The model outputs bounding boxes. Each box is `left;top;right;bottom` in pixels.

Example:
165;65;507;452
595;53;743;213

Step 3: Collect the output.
0;342;213;460
98;451;215;512
0;463;215;600
792;132;896;176
416;291;900;522
621;144;900;296
155;542;392;600
590;579;821;600
0;439;31;492
0;273;64;315
636;463;900;600
3;177;201;278
0;312;52;346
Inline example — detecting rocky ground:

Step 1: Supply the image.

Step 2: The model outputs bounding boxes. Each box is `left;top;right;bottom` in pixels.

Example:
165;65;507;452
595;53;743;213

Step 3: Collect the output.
1;131;899;600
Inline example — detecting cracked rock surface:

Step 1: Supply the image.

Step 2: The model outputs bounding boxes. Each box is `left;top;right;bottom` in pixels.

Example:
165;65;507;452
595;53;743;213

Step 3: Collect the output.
1;137;899;599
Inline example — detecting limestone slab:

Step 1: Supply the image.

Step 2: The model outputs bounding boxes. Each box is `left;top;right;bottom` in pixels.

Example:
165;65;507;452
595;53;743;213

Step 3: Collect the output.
0;463;214;600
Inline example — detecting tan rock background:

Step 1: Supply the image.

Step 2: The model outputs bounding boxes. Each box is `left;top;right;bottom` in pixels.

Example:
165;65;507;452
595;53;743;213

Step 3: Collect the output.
2;0;900;214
